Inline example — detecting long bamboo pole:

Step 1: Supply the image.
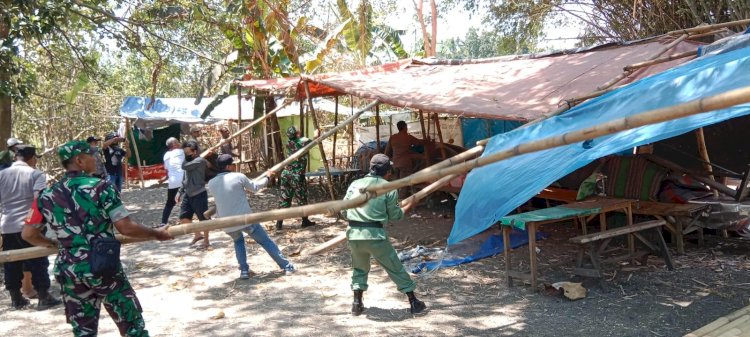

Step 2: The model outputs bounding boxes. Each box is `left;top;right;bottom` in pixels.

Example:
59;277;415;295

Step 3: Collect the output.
623;50;697;72
433;114;448;160
418;110;431;166
695;127;719;197
303;81;337;201
644;155;735;197
363;86;750;197
332;96;338;166
237;85;243;166
263;101;379;177
200;100;292;158
667;18;750;36
375;104;381;153
126;119;145;188
10;86;750;263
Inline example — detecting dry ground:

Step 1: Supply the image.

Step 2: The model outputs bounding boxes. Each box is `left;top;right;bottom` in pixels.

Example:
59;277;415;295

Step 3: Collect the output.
1;184;749;337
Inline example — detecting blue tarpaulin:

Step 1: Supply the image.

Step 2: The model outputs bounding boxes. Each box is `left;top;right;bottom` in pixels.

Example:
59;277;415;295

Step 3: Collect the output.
460;118;523;148
449;38;750;245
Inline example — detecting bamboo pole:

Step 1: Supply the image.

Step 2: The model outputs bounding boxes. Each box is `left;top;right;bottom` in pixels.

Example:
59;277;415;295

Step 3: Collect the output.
685;305;750;337
123;120;130;189
695;128;720;197
375;104;381;153
667;18;750;36
303;81;337;201
299;98;304;134
433;114;448;160
200;100;292;158
263;101;379;177
623;50;697;72
126;119;145;188
418;110;431;166
237;86;243;166
363;86;750;197
644;155;736;197
687;28;732;40
349;96;354;159
332;96;338;166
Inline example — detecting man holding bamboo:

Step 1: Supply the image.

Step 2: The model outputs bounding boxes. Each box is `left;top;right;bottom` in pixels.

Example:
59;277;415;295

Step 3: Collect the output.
341;153;426;316
23;140;173;336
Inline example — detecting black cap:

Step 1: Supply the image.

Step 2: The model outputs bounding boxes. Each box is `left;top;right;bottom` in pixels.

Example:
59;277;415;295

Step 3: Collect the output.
105;132;117;141
86;136;101;143
369;154;392;176
15;145;38;159
217;154;234;168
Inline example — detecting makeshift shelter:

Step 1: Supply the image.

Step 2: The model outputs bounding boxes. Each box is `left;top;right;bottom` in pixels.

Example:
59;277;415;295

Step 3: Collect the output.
450;32;750;245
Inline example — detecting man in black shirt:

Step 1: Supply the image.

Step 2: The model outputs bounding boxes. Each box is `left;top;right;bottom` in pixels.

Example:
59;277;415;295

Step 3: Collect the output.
103;132;127;191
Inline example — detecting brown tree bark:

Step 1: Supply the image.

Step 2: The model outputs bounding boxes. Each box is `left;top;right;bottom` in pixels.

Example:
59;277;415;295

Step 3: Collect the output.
412;0;433;57
0;7;11;149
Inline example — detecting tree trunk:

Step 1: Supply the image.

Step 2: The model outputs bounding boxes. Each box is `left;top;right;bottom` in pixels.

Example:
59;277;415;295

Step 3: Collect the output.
412;0;433;56
0;10;11;149
264;96;284;165
429;0;438;56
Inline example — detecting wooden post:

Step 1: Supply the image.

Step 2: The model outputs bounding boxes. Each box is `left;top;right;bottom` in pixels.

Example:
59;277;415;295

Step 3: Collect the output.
695;128;719;197
126;119;145;188
332;96;339;167
433;114;447;160
123;119;130;189
426;112;432;140
375;104;381;153
304;80;338;201
418;110;431;166
350;96;355;159
389;116;393;136
236;86;243;170
299;98;304;134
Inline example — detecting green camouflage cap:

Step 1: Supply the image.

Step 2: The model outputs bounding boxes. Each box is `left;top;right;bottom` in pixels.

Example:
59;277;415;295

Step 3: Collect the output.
58;140;95;161
286;126;298;139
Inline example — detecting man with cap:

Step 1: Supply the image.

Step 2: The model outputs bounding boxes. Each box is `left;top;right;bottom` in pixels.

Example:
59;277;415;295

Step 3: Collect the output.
0;137;24;170
276;126;316;230
177;140;210;248
0;145;62;310
207;154;295;279
22;140;173;336
102;132;127;191
341;153;427;316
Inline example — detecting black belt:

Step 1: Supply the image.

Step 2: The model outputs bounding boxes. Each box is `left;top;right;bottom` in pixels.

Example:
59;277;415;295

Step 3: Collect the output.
348;221;383;228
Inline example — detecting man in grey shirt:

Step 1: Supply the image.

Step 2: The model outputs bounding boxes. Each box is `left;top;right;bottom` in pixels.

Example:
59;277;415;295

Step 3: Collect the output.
0;145;61;310
176;140;210;249
207;154;295;279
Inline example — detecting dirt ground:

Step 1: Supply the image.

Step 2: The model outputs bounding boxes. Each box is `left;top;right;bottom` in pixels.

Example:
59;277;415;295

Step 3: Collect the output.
1;183;749;337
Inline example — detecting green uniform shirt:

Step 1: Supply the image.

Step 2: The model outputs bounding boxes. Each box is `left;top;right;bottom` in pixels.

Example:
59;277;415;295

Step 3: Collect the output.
342;174;403;241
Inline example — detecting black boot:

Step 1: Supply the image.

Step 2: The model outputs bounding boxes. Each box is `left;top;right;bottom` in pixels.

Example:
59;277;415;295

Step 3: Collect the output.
352;290;364;316
275;220;283;230
36;288;62;311
406;291;426;315
9;289;30;310
300;217;316;228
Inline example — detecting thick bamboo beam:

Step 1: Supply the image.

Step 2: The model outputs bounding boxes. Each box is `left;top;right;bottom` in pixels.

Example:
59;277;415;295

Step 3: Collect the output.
685;305;750;337
304;81;337;201
263;100;379;177
667;18;750;36
200;100;292;158
623;50;697;72
363;86;750;197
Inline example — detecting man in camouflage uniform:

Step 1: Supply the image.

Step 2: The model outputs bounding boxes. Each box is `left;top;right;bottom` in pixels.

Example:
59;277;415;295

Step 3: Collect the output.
22;140;173;337
275;126;316;230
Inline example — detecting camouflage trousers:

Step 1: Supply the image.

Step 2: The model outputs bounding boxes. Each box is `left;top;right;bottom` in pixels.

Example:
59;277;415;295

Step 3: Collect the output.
56;268;148;337
279;171;308;208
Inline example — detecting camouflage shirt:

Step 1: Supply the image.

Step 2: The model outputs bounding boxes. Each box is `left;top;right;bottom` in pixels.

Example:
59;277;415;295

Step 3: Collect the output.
35;171;129;278
283;137;309;174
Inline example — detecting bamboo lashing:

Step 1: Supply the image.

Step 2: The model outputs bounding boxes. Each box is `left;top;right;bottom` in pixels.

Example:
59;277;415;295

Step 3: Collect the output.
263;100;379;177
303;80;336;201
8;86;750;263
363;86;750;197
200;100;292;158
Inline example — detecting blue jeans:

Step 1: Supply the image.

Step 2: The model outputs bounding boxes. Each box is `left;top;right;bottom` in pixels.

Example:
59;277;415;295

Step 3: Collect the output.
229;224;290;272
108;172;123;191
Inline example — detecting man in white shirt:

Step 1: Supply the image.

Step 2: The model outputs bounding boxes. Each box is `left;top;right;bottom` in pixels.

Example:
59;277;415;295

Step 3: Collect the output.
157;137;185;228
206;154;295;279
0;145;61;310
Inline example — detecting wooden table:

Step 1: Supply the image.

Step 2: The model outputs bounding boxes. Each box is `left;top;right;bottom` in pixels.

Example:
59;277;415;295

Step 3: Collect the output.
500;198;635;289
631;201;710;254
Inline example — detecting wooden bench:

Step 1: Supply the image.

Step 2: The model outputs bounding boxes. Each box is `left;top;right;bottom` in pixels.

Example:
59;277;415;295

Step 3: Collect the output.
685;304;750;337
569;220;674;278
631;201;710;255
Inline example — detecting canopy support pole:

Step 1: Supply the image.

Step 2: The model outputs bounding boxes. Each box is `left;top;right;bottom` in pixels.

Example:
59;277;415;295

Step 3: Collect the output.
332;96;339;167
303;81;336;201
237;85;243;171
349;96;354;159
418;110;431;166
123;119;130;189
695;127;728;238
375;104;381;153
126;118;145;188
433;114;447;160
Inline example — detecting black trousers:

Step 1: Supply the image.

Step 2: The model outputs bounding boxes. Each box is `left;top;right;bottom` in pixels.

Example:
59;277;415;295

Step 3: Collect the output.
161;187;179;224
1;232;51;291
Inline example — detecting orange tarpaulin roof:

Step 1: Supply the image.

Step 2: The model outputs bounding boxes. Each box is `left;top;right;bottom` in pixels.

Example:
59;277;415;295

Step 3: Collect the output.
236;38;701;121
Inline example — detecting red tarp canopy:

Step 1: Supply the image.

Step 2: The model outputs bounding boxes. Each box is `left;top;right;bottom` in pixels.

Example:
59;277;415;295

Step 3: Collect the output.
236;38;701;121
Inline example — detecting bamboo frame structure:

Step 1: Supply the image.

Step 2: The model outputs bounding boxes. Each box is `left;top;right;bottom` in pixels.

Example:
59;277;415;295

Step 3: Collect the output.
8;86;750;263
200;100;292;158
303;81;336;201
263;101;379;177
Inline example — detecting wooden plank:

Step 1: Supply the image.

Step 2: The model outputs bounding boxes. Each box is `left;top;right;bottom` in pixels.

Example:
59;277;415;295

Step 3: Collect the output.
570;220;666;244
633;200;709;217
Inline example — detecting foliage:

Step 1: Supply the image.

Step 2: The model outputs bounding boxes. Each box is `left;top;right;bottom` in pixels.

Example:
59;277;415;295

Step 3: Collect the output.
438;27;535;59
